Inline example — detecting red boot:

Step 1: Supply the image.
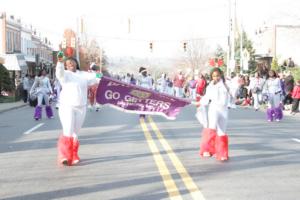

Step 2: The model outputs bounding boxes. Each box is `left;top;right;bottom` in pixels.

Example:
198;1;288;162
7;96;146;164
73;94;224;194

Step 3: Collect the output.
72;138;80;165
199;128;216;157
215;135;229;161
57;135;73;166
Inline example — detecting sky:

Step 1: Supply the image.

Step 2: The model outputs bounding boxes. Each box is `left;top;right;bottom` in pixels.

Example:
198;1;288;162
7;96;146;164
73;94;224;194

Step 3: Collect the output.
1;0;300;58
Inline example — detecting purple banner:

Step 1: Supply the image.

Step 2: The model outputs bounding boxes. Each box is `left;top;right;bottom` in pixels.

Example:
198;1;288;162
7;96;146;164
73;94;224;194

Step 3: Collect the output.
96;76;191;120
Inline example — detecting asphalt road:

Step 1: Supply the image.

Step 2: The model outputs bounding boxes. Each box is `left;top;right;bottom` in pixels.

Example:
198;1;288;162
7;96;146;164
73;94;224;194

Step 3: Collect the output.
0;104;299;200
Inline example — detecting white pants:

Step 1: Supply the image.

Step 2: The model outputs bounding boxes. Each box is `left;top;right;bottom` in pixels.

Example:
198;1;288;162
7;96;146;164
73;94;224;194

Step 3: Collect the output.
196;106;208;128
56;87;61;107
268;93;281;108
37;92;50;106
167;87;174;96
189;88;196;99
208;106;228;136
58;105;86;138
174;87;183;98
253;93;262;109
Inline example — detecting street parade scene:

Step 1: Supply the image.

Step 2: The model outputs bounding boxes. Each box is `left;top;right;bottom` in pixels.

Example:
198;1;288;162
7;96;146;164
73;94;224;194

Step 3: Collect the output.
0;0;300;199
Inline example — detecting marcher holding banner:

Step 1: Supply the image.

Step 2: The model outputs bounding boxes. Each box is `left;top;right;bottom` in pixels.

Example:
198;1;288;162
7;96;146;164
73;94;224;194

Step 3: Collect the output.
55;54;99;166
137;67;153;89
96;76;190;120
197;67;230;161
137;67;153;118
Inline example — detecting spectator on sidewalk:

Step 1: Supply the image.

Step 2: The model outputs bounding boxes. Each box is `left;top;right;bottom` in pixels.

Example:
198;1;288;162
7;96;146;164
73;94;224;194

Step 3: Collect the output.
195;73;207;106
249;72;265;111
283;71;294;110
53;78;61;109
22;74;30;103
173;70;186;98
188;76;197;100
291;80;300;115
157;73;168;93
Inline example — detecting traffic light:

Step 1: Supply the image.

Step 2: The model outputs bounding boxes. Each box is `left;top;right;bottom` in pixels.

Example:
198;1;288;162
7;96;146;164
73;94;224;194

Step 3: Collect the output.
149;42;153;51
183;42;187;52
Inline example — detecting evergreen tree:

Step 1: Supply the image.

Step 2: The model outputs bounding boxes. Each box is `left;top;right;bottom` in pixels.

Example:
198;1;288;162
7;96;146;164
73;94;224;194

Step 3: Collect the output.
0;64;14;95
271;57;280;72
234;31;256;72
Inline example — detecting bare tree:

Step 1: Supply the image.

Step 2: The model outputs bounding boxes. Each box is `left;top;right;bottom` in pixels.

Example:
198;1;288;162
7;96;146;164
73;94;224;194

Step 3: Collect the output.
79;39;100;70
184;39;212;73
79;39;108;70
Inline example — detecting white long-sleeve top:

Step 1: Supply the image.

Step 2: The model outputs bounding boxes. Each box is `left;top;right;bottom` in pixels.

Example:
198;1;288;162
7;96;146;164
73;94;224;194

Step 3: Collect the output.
200;80;229;109
157;77;168;93
249;77;265;91
56;62;98;107
30;76;53;94
23;77;31;90
263;77;282;94
137;74;153;89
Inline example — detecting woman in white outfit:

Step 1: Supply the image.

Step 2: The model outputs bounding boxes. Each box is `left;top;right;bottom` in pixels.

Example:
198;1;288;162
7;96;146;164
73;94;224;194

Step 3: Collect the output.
156;73;168;93
30;69;54;120
197;67;230;161
137;67;152;89
249;72;265;111
263;70;283;122
56;55;98;166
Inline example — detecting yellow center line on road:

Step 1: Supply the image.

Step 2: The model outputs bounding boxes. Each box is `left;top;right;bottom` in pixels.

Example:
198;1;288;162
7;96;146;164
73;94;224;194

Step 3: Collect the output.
148;116;206;200
140;118;183;200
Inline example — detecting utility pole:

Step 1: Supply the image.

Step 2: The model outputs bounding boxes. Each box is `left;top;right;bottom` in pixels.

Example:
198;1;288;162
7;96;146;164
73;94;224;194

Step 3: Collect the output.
273;25;277;58
228;0;236;76
226;0;231;77
76;17;81;65
240;24;243;74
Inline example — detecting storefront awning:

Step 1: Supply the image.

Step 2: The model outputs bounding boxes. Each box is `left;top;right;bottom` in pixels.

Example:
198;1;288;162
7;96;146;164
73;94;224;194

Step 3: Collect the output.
0;56;4;64
25;55;35;63
1;54;28;71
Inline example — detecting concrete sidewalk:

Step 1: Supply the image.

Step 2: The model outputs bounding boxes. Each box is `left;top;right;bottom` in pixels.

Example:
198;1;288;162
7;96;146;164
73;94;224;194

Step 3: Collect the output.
0;101;27;114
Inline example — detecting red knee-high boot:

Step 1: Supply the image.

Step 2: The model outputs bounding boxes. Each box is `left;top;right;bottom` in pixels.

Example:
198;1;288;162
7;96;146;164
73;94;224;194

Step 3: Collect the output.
215;135;229;161
72;138;80;165
57;135;73;166
199;128;216;157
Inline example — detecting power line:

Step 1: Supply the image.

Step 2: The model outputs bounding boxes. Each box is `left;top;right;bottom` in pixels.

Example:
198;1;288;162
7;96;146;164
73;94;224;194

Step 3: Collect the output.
86;34;227;43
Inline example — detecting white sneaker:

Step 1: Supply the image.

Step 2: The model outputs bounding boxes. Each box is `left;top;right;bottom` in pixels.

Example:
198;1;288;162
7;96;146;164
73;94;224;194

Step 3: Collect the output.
220;157;228;161
88;105;93;111
203;152;211;157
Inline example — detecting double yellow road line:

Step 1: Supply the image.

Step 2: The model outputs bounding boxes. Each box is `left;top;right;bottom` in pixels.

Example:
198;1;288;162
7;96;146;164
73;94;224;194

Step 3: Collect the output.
140;116;205;200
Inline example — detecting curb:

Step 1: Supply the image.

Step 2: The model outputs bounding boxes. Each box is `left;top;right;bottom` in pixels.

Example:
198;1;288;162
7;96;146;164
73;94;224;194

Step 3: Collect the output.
0;104;27;114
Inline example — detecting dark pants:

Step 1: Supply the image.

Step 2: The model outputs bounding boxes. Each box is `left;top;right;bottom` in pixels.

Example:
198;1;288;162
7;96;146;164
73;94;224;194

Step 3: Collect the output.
23;89;28;103
291;98;300;112
283;94;293;105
